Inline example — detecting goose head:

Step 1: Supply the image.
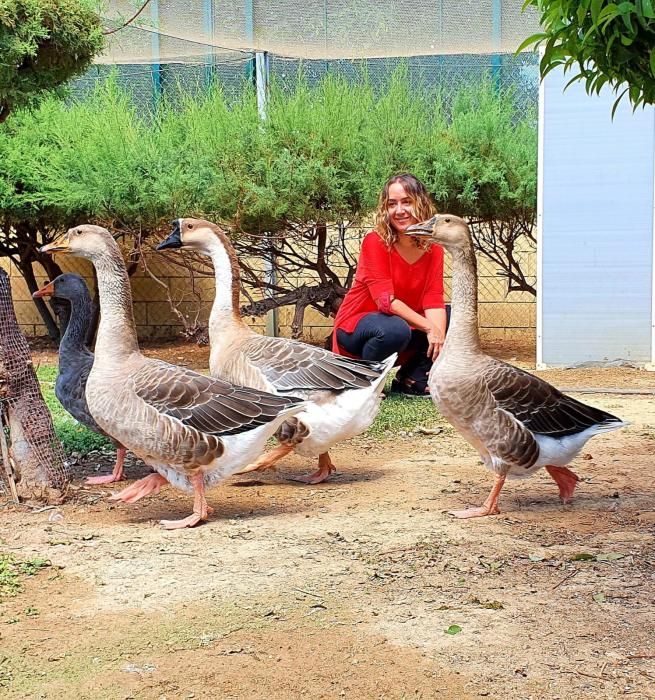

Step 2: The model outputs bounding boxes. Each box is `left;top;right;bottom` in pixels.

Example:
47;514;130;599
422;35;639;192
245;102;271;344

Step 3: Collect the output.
40;225;116;261
406;214;472;251
157;218;234;258
32;273;90;303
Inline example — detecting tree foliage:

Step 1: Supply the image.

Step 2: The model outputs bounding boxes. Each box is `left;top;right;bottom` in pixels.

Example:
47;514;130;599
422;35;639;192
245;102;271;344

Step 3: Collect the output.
0;0;104;122
0;71;537;339
520;0;655;112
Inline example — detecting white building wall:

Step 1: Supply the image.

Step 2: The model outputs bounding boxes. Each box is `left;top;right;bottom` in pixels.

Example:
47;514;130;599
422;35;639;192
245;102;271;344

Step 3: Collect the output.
538;67;655;367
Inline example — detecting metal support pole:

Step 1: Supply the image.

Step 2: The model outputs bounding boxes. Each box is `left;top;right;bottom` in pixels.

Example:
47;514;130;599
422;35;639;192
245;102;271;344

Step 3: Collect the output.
254;51;278;337
202;0;214;87
245;0;255;83
150;0;162;105
491;0;502;90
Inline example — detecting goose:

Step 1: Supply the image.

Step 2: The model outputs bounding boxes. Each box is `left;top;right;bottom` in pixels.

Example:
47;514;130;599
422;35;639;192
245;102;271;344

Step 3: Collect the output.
156;218;396;484
33;273;128;485
406;214;627;518
40;225;307;528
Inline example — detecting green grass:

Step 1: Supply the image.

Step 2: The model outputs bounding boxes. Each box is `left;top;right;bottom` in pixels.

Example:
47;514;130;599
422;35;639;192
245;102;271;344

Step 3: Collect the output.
0;553;50;602
365;382;448;438
36;365;111;455
35;363;447;454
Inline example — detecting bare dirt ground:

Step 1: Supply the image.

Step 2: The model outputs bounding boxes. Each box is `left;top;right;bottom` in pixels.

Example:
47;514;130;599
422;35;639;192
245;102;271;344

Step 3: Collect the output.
2;341;654;699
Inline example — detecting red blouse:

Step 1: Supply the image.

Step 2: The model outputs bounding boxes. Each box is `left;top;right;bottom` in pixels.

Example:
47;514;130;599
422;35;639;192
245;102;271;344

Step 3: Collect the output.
332;231;445;354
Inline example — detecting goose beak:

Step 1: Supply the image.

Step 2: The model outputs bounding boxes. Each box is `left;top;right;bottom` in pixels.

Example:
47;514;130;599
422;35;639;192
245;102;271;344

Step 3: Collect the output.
40;234;71;255
32;281;55;299
406;216;437;236
157;220;183;250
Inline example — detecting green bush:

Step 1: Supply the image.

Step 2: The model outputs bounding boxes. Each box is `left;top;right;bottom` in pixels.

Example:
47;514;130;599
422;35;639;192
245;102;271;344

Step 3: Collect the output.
0;0;104;122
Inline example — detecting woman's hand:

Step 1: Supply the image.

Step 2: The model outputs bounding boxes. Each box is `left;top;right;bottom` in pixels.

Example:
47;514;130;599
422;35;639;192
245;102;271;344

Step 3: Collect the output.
426;324;445;361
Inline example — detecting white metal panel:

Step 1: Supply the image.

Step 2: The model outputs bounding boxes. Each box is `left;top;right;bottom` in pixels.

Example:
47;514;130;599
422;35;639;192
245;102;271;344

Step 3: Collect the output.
538;68;655;366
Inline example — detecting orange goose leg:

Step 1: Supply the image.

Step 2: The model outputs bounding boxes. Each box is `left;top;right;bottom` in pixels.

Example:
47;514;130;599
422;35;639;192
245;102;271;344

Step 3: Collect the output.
109;472;168;504
290;452;336;484
449;474;506;519
545;466;580;503
86;446;127;485
160;472;212;530
235;443;295;474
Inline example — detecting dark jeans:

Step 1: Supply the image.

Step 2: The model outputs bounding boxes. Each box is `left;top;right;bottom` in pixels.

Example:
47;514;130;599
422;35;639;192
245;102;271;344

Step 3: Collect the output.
336;308;451;389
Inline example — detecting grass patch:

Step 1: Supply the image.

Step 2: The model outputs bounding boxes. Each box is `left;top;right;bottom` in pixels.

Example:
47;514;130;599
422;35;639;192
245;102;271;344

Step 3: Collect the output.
0;553;51;602
364;377;450;438
36;365;111;456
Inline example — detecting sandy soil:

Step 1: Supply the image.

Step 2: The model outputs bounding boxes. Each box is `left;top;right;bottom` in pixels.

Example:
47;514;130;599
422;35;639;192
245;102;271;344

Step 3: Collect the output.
1;379;654;699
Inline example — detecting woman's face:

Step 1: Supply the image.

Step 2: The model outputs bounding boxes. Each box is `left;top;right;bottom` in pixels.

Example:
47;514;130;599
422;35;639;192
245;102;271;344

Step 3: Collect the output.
386;182;418;233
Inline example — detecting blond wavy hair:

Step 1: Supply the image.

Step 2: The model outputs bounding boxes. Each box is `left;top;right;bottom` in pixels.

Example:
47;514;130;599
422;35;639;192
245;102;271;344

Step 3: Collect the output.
374;173;436;249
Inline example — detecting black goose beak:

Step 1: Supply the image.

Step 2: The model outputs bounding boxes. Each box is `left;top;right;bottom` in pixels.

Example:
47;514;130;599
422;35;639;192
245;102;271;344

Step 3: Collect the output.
156;220;183;250
406;216;437;235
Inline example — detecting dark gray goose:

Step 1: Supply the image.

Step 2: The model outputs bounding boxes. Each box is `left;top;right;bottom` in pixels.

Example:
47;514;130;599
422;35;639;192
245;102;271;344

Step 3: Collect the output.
156;218;396;484
41;226;307;529
33;273;128;485
406;214;627;518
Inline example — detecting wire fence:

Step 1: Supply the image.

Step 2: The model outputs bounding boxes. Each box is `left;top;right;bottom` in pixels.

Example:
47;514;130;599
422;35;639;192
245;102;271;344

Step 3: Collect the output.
7;42;540;344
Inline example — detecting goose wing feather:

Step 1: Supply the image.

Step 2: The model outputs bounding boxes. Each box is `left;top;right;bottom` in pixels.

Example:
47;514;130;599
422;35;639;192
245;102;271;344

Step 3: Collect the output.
481;360;621;438
130;359;300;436
241;336;385;392
453;374;540;470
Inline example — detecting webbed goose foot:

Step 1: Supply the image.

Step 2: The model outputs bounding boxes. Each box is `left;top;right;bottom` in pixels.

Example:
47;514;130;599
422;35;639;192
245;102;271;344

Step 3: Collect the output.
160;473;211;529
290;452;336;484
86;447;127;485
546;466;580;503
110;473;168;504
235;444;295;475
449;474;505;519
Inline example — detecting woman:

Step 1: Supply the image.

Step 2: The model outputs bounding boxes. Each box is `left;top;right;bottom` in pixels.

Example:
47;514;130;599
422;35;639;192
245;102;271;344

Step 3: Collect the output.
332;173;448;397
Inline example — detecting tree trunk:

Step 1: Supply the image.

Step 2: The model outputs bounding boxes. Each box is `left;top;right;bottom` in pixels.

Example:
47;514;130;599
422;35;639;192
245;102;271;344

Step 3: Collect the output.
17;259;60;340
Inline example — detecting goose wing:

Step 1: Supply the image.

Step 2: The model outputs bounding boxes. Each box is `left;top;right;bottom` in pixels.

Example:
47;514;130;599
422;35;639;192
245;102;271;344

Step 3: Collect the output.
130;359;301;436
481;360;620;438
241;336;386;392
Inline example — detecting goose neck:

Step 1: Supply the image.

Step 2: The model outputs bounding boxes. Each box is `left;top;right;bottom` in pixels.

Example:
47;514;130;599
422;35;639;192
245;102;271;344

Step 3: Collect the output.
92;250;139;361
444;244;481;353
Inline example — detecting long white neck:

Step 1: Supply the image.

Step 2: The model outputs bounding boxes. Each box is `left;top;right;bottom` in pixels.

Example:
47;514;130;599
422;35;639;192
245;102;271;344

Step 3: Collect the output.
92;248;140;362
203;237;248;337
442;243;481;356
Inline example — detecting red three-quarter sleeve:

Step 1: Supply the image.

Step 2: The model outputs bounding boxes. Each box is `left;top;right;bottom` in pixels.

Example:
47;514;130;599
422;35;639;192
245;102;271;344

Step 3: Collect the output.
422;244;446;310
356;234;395;312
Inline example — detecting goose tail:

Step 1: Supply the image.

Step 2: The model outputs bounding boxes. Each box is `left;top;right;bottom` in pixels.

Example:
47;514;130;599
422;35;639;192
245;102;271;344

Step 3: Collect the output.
371;352;398;395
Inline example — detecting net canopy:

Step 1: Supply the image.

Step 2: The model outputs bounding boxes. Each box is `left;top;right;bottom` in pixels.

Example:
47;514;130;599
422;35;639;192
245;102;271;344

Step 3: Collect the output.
99;0;542;64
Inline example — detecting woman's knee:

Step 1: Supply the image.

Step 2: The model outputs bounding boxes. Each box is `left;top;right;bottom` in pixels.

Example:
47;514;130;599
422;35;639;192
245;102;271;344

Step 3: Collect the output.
364;314;411;354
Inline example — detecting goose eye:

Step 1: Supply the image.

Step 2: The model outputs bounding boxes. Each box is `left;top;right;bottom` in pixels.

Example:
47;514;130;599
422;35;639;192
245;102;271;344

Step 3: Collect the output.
187;223;194;230
444;218;451;223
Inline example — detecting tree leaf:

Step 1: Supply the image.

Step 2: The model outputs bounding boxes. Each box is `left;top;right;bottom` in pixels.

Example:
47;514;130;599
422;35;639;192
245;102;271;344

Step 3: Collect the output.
445;624;462;635
570;552;595;561
596;552;625;561
515;32;548;54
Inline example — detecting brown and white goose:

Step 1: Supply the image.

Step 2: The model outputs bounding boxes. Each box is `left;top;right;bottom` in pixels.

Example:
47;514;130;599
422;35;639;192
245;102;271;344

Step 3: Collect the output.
41;225;306;529
406;214;627;518
156;218;396;484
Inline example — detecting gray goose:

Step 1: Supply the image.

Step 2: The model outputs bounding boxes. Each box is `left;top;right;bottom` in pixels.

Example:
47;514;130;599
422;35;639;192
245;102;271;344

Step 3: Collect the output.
407;214;627;518
33;273;128;485
156;218;396;484
41;226;306;529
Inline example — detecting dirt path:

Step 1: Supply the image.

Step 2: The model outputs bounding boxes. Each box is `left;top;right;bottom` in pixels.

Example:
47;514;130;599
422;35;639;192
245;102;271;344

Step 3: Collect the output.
1;391;654;699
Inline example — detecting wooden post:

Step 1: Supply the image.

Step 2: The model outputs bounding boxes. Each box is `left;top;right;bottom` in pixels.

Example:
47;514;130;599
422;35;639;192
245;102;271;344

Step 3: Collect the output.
0;406;19;503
